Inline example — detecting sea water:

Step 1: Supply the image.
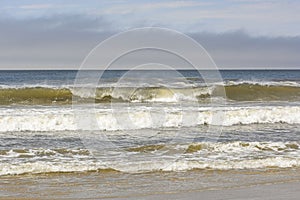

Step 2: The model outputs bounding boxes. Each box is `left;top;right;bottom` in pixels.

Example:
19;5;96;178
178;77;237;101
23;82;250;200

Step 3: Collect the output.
0;70;300;198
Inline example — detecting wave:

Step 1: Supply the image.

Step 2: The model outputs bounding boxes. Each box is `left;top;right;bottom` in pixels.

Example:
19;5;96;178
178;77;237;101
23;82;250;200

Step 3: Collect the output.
221;84;300;101
1;141;299;175
5;158;300;175
0;105;300;132
0;87;73;105
1;82;300;104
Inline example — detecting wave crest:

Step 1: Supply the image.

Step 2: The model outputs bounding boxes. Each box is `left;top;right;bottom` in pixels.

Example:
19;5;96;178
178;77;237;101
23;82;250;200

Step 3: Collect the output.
1;82;300;104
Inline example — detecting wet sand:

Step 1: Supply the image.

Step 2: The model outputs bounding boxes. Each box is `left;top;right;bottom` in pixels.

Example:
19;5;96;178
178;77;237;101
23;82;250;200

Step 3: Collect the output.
1;168;300;199
1;180;300;200
134;180;300;200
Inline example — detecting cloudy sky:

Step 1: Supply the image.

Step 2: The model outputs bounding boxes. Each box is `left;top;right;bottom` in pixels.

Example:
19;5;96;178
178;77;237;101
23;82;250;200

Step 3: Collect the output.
0;0;300;69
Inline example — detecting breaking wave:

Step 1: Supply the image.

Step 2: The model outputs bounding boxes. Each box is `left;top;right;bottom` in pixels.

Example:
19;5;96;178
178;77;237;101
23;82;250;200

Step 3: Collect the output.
0;105;300;132
1;81;300;104
1;141;299;175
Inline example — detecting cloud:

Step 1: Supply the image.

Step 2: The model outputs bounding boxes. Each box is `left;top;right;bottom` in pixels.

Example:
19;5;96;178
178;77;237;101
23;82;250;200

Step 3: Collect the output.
191;30;300;68
0;15;299;69
19;4;54;10
1;1;300;37
102;1;212;14
0;15;113;68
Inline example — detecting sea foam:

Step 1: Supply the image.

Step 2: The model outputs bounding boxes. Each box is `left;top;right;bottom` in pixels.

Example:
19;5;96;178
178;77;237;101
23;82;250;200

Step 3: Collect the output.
0;105;299;132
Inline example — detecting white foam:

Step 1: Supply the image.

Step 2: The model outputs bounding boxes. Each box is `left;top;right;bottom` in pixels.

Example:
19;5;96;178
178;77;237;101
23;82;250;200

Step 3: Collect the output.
3;158;298;176
0;161;101;176
225;80;300;87
91;141;300;172
0;105;299;132
1;141;299;175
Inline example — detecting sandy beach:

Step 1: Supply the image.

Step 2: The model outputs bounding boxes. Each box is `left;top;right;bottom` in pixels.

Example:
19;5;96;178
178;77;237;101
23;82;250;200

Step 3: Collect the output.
1;168;300;199
2;179;300;200
134;180;300;200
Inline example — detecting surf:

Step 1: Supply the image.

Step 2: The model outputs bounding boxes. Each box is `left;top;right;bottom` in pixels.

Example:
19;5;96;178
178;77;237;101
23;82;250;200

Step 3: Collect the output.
1;81;300;105
0;104;299;132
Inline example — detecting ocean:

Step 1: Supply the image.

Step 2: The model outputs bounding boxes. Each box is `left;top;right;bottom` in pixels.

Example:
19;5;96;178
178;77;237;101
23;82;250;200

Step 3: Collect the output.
1;70;300;199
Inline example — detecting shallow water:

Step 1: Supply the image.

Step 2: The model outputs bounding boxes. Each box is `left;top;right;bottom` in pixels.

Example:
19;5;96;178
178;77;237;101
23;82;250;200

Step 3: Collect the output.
1;168;300;199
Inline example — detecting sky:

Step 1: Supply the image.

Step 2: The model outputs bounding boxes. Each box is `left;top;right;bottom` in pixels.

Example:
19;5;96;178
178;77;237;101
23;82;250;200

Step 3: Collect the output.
0;0;300;69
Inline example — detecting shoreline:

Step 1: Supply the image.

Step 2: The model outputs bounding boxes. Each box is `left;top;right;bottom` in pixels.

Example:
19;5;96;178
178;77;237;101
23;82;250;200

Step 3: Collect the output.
121;180;300;200
1;169;300;199
1;180;300;200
